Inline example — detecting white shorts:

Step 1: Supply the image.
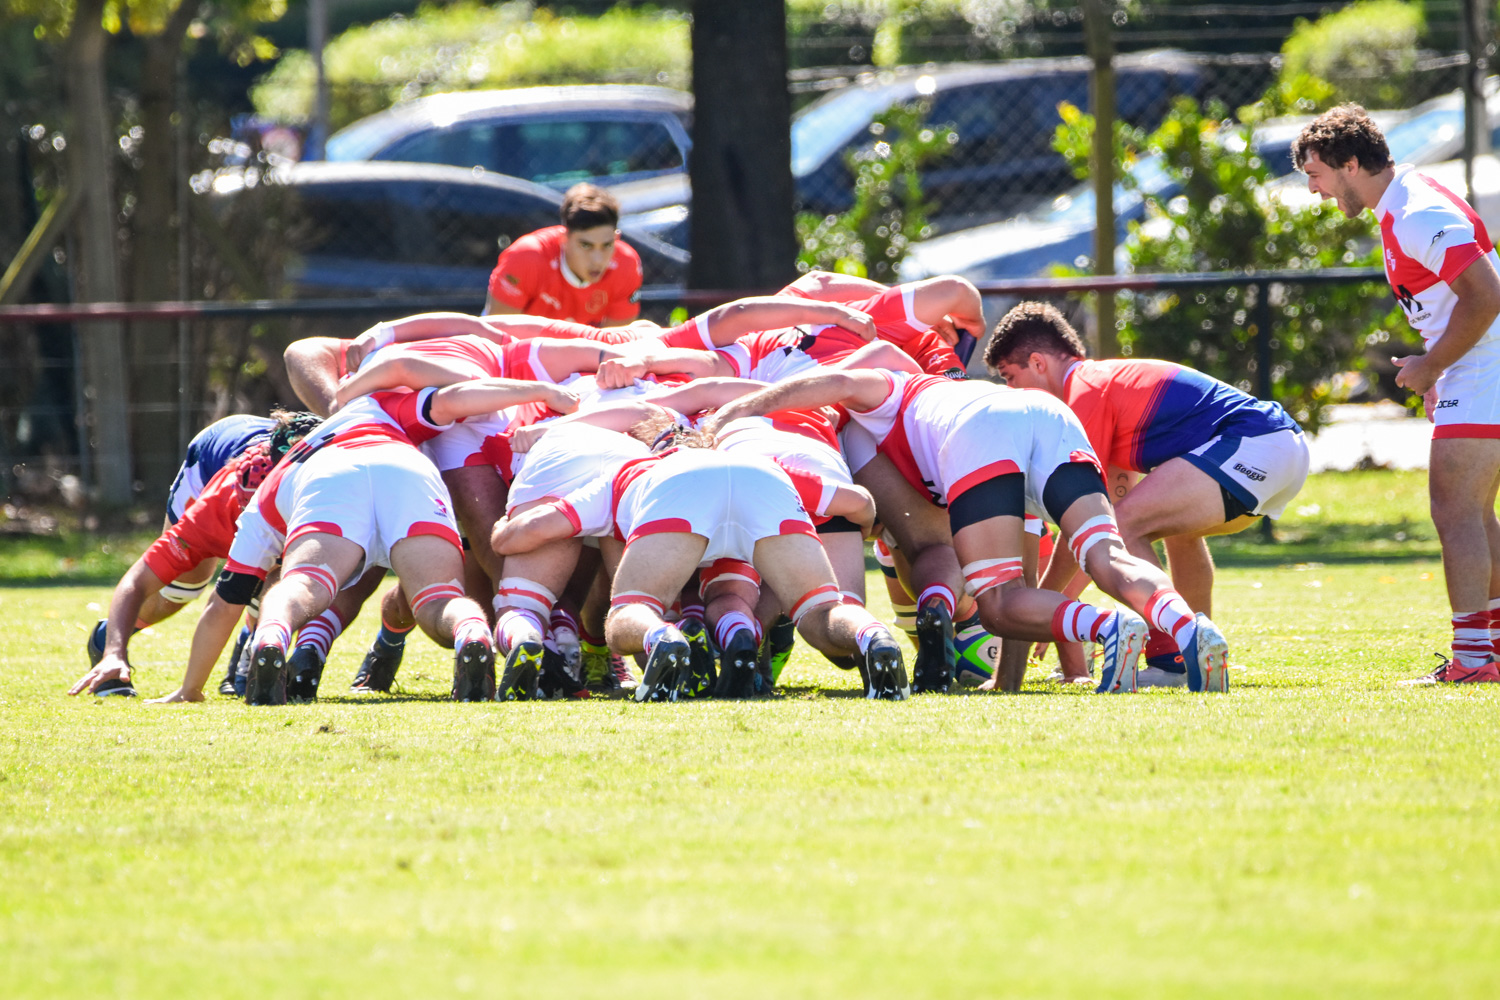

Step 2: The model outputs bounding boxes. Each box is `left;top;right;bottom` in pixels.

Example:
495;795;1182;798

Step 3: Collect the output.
1433;345;1500;439
508;425;649;513
942;396;1097;522
839;422;879;475
717;419;853;520
424;416;511;474
1183;426;1311;519
619;450;818;564
284;442;461;579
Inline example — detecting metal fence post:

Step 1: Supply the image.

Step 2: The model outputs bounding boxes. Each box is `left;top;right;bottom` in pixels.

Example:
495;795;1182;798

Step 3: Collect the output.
1254;278;1275;542
1463;0;1492;202
1084;0;1117;356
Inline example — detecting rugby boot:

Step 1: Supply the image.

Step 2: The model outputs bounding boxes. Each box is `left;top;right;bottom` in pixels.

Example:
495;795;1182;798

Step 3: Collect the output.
1399;652;1500;686
677;617;718;699
636;636;691;703
497;641;543;701
713;630;760;700
538;644;590;700
286;645;326;703
245;644;289;706
220;624;251;695
1182;613;1230;693
350;632;406;693
452;639;497;702
1095;612;1148;694
862;632;911;701
911;600;956;694
86;619;108;667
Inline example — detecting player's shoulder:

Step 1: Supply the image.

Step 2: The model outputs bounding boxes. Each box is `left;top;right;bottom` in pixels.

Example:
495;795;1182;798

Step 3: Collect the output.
1385;170;1475;231
506;225;566;258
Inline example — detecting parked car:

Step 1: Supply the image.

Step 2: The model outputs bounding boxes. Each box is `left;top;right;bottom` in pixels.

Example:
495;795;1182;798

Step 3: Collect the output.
211;161;688;298
897;97;1476;284
790;51;1208;229
324;85;694;192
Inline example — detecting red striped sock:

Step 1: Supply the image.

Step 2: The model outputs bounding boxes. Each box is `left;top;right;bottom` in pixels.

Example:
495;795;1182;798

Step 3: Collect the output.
1452;610;1491;668
1144;588;1196;650
1050;601;1113;643
918;583;956;617
1487;598;1500;660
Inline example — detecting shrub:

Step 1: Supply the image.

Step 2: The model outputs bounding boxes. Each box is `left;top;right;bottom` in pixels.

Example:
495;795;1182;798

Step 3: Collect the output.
1052;97;1407;431
795;100;956;281
251;2;690;129
1279;0;1425;110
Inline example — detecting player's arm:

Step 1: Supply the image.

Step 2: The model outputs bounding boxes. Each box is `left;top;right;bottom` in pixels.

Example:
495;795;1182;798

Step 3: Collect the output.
429;378;580;425
693;297;878;345
344;313;499;372
492;504;580;555
66;557;167;695
778;271;886;302
708;369;892;430
1395;254;1500;395
334;352;478;409
284;337;348;416
823;484;878;536
908;276;986;345
510;400;668;453
644;377;770;414
827;340;924;374
146;590;247;704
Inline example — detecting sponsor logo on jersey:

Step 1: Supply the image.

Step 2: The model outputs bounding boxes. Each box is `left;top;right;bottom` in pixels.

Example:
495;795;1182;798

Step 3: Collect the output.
1437;397;1460;409
1394;283;1424;317
540;292;562;310
1233;462;1267;482
1432;229;1447;245
503;272;520;286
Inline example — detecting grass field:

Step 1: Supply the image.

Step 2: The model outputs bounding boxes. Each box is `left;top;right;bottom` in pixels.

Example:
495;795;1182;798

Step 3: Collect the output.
3;469;1497;998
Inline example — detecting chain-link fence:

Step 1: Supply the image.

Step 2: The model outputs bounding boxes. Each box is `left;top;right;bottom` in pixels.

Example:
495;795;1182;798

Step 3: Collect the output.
1;2;1490;512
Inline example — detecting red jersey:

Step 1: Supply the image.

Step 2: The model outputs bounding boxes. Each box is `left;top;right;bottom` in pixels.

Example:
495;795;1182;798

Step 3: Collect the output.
142;443;276;582
389;334;556;382
487;225;642;325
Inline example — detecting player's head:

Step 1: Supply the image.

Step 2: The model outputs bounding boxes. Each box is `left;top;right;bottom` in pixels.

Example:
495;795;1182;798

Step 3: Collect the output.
268;408;322;462
629;409;712;452
984;301;1087;394
1291;105;1393;218
560;183;621;285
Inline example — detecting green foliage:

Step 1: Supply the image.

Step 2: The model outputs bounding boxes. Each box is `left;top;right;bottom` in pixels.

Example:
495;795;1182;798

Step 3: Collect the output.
1238;72;1340;126
251;1;690;129
1280;0;1426;110
1053;97;1407;430
795;101;956;282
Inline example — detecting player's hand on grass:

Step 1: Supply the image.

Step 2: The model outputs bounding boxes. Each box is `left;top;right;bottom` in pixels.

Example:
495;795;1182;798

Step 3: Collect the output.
1393;353;1441;397
68;654;131;696
145;687;204;705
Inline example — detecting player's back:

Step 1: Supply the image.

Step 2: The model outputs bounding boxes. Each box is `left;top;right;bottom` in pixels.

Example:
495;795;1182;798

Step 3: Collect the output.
184;414;275;480
1067;358;1297;472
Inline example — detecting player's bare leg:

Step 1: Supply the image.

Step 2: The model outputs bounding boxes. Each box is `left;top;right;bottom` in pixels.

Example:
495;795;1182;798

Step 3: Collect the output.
752;533;908;699
389;533;496;701
490;499;587;700
606;533;705;701
246;533;364;704
351;581;416;694
1411;437;1500;683
442;465;509;592
287;563;386;701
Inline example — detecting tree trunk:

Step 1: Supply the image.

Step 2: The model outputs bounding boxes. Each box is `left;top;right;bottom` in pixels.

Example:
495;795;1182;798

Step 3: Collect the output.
688;0;796;291
66;0;133;507
129;1;198;497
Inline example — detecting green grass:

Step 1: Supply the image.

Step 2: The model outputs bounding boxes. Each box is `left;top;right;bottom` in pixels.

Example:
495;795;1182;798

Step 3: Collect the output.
2;470;1497;997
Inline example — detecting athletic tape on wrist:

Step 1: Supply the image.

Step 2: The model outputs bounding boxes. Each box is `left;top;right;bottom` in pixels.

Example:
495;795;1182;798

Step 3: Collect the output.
961;556;1024;597
1067;515;1119;567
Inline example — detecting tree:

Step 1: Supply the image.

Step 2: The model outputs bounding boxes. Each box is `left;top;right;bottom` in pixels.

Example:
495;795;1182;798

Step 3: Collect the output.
689;0;797;291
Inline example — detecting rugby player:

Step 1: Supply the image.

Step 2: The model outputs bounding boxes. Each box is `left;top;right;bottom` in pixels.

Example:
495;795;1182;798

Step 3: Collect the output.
985;301;1309;686
1296;105;1500;685
710;368;1234;693
484;182;643;325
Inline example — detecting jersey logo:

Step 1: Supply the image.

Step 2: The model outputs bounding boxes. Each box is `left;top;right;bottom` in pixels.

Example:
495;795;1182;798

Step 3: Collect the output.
503;272;520;286
1233;462;1267;483
1432;229;1447;245
1436;397;1460;409
541;293;562;309
433;496;449;516
1394;283;1423;315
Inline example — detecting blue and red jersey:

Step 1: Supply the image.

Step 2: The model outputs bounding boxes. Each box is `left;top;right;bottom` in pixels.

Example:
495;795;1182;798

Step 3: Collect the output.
1062;359;1298;473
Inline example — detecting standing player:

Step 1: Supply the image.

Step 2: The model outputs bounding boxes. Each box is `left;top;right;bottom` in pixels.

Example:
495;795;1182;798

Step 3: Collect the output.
1295;105;1500;685
484;183;643;326
985;301;1309;686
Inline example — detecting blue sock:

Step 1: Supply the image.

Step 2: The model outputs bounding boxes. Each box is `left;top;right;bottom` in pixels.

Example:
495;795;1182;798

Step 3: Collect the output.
376;624;410;648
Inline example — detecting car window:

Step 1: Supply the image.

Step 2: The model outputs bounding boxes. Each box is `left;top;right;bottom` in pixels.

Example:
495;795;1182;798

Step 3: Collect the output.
379;118;682;186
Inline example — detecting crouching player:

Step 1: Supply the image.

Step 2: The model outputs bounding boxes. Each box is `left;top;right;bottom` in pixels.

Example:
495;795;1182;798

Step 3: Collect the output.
985;302;1308;686
69;411;319;698
494;429;910;701
149;378;575;704
712;367;1233;693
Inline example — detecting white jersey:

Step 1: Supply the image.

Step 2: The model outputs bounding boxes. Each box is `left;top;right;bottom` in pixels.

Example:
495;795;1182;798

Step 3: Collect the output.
507;424;650;513
1376;164;1500;351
